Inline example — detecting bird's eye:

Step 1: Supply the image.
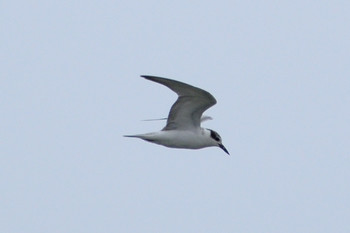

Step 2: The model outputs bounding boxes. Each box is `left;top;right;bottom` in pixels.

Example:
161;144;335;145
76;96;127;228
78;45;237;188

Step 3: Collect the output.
210;130;221;142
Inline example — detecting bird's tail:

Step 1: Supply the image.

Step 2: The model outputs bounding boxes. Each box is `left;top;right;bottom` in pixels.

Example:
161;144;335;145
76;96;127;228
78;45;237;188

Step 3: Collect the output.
123;134;143;138
142;117;167;121
123;133;157;142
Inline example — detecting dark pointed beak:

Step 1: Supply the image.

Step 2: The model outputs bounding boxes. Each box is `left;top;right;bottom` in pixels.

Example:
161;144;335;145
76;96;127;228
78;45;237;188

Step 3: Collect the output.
219;143;230;155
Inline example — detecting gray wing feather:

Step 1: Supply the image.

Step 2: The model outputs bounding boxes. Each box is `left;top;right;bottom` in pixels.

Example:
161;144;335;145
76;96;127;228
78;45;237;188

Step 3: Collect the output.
141;75;217;130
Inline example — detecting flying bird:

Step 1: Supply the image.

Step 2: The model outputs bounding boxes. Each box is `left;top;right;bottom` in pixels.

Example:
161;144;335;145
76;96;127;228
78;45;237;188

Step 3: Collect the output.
124;75;229;155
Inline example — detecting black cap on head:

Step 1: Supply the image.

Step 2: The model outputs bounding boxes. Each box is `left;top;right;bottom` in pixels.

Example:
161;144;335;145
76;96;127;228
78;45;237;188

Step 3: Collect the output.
209;129;229;155
209;129;221;142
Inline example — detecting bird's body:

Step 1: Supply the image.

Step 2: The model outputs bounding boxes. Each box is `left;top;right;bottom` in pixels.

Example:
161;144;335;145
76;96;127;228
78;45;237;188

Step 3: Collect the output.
125;128;215;149
124;75;229;155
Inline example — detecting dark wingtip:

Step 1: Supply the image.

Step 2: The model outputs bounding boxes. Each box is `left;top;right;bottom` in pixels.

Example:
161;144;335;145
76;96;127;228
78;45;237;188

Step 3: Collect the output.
141;75;156;81
141;75;156;79
141;75;168;80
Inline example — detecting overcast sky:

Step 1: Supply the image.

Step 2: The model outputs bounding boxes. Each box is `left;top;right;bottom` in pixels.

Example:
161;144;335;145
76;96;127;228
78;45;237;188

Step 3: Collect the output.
1;1;350;232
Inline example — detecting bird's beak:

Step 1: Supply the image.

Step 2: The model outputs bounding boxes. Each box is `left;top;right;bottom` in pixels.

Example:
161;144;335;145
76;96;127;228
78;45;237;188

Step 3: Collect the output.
219;143;230;155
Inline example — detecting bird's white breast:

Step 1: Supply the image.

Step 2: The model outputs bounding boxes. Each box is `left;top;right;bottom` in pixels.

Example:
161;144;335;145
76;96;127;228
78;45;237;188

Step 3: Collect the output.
149;129;214;149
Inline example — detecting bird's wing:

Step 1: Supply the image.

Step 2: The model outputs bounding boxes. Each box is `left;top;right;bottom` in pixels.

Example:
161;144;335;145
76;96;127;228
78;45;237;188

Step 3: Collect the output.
141;75;217;130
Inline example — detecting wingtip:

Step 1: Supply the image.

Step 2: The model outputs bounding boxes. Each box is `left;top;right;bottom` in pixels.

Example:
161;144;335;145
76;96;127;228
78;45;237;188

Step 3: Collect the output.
140;75;153;81
141;75;165;80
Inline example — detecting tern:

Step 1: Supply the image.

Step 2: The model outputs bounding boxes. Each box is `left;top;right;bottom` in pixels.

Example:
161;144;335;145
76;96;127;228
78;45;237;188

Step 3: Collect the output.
124;75;229;155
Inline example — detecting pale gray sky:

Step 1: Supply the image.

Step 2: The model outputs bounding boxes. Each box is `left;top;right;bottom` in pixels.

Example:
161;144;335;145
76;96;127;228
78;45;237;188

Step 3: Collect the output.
1;1;350;232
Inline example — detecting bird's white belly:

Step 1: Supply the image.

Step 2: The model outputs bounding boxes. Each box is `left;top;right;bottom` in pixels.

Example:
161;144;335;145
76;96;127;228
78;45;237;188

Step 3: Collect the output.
153;130;209;149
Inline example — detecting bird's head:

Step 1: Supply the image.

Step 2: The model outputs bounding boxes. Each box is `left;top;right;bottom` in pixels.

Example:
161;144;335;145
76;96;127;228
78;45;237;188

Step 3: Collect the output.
206;129;230;155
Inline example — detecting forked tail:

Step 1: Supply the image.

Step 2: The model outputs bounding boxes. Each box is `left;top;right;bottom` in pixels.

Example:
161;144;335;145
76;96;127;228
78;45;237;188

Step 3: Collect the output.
123;134;144;138
123;133;156;143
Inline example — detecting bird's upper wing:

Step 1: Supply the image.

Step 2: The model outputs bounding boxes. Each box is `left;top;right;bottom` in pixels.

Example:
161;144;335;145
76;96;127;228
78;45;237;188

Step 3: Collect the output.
141;75;217;130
